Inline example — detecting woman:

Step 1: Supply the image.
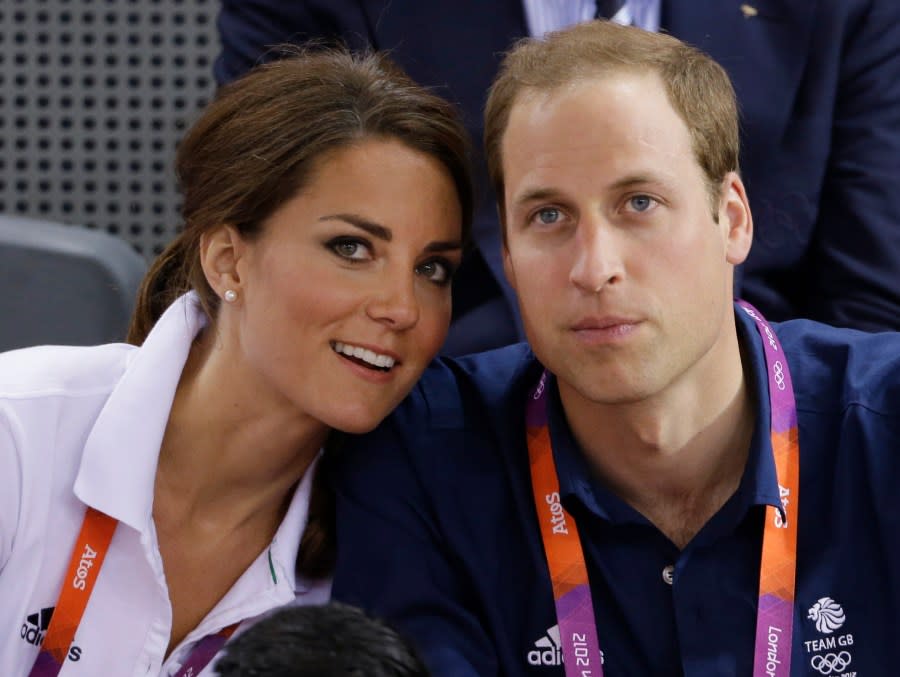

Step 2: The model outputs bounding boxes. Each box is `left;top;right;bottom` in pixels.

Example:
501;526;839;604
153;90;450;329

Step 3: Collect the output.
0;47;472;676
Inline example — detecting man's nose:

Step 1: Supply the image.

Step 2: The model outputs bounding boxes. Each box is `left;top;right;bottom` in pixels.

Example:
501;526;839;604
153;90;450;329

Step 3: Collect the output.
569;219;626;293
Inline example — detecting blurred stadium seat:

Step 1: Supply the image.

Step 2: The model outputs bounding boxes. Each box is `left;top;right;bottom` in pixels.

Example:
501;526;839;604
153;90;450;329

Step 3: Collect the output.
0;214;146;351
0;2;218;352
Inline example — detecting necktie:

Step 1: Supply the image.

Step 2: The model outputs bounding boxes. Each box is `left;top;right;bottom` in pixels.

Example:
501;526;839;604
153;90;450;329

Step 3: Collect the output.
595;0;627;20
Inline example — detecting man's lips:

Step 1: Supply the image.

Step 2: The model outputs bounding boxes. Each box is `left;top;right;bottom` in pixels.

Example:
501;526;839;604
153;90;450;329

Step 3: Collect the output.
570;316;643;342
571;316;642;331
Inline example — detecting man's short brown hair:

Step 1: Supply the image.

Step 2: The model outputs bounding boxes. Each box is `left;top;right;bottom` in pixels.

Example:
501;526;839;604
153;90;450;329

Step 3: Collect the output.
485;20;740;227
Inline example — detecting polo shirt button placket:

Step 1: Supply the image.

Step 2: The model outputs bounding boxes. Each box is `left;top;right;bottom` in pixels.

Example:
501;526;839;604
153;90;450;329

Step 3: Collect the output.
662;564;675;586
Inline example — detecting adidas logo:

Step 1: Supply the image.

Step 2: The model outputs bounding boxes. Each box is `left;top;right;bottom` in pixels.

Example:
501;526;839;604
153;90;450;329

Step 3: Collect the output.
526;625;606;668
20;607;82;662
527;625;563;666
21;607;53;648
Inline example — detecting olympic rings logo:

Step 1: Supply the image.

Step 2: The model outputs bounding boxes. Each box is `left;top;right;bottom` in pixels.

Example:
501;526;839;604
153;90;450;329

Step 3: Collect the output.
532;373;546;400
810;651;852;674
772;360;786;390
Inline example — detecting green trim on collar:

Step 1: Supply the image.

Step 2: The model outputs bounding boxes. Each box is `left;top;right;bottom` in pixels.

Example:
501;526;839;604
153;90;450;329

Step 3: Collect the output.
267;548;277;584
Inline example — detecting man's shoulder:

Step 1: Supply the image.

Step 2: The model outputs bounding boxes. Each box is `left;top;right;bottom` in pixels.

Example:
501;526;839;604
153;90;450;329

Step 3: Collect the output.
335;343;539;483
774;319;900;415
393;342;539;431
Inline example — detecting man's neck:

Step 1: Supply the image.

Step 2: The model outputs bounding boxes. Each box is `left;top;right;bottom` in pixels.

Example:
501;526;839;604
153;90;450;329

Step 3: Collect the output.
558;333;755;549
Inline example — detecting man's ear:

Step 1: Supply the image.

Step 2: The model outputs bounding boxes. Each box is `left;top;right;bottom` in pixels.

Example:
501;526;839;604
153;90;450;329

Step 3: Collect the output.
199;225;247;299
719;172;753;266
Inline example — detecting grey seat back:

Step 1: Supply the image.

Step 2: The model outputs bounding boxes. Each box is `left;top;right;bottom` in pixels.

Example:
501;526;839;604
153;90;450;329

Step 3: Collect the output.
0;215;147;351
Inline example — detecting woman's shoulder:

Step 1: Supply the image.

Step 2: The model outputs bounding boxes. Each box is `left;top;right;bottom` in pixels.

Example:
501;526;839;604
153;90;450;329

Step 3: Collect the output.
0;342;134;402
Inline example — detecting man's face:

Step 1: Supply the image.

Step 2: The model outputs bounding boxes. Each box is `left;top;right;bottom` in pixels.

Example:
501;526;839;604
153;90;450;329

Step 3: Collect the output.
501;72;751;408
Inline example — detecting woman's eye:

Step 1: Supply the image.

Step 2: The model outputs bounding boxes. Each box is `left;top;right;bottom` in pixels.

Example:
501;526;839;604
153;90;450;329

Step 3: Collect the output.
416;259;453;286
328;237;371;261
627;195;656;212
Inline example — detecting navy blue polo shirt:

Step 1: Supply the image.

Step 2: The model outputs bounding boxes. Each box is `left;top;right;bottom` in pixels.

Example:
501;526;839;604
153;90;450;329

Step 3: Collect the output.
330;309;900;677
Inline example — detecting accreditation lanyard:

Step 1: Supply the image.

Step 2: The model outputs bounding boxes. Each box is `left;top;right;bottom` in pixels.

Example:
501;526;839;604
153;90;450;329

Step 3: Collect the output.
29;507;239;677
526;300;800;677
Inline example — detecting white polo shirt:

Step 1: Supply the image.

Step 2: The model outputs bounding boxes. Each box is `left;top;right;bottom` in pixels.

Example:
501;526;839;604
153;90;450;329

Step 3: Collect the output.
0;293;331;676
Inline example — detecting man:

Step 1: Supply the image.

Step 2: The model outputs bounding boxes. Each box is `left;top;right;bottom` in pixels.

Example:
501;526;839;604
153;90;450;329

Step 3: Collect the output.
330;21;900;676
215;0;900;355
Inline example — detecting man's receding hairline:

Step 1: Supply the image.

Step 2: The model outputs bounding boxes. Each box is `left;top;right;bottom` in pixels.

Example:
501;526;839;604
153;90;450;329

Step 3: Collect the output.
505;64;662;106
498;68;678;174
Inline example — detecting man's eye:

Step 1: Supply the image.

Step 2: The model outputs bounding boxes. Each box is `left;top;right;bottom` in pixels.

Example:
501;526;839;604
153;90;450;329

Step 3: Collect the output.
628;195;655;212
535;208;561;225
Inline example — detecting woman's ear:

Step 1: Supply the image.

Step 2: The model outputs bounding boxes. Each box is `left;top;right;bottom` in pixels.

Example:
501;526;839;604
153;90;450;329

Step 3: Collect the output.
199;225;247;301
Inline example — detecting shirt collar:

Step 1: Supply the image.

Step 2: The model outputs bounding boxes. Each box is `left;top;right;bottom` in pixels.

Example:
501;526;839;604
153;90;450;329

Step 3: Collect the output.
267;451;324;595
547;303;784;524
546;374;647;524
73;292;206;532
733;303;782;512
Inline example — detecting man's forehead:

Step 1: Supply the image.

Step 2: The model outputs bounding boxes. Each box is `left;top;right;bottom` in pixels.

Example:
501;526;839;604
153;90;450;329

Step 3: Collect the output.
503;76;681;163
502;74;689;169
498;77;712;218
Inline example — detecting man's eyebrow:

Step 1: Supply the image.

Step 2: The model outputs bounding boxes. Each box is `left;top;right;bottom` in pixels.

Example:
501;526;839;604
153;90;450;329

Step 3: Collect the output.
608;173;672;191
512;175;673;209
511;187;564;209
320;213;463;253
318;213;392;241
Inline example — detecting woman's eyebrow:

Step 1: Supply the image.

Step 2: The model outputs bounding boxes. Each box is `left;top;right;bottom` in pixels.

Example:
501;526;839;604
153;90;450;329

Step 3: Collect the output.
425;240;463;253
321;213;463;253
319;213;392;241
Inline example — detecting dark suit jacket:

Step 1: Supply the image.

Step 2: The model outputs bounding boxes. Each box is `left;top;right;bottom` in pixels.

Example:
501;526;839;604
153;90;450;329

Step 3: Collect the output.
215;0;900;350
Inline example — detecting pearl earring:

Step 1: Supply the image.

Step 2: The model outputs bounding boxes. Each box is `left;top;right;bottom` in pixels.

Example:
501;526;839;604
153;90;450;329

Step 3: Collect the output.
223;289;237;303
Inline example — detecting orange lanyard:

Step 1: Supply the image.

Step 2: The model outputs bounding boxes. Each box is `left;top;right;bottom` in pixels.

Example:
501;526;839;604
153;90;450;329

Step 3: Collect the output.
29;507;239;677
29;507;117;675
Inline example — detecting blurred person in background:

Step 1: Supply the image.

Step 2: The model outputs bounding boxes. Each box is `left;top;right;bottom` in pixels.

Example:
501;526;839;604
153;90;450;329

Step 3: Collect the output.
214;602;431;677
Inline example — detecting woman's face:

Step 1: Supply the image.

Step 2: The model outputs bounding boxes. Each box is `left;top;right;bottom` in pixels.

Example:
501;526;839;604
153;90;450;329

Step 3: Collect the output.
225;138;463;433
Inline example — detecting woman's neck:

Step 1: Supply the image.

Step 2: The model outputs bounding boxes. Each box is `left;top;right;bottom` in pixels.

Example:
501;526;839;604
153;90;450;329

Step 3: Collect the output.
154;329;329;530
